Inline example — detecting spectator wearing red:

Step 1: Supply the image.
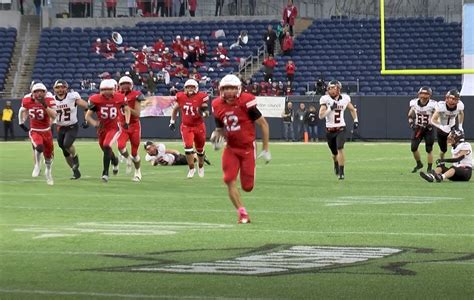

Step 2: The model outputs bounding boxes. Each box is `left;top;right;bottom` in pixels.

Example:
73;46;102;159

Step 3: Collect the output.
106;0;117;17
92;38;103;55
172;63;189;79
172;36;184;58
189;68;202;81
286;59;296;83
259;81;270;96
162;47;173;64
188;0;197;16
216;54;230;68
282;0;297;36
282;32;294;55
213;42;228;58
251;82;261;96
262;54;277;82
153;38;166;53
243;79;252;93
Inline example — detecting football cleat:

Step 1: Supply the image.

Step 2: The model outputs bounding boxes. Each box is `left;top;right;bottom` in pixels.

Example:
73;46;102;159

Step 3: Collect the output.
338;174;345;180
419;172;434;182
411;163;423;173
238;213;251;224
187;168;196;179
32;164;41;177
433;173;443;182
132;169;142;182
198;167;204;178
101;175;109;183
45;168;54;186
71;165;81;180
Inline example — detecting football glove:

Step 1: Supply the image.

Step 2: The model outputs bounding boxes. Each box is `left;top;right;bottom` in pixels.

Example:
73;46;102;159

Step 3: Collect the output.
210;130;225;150
353;121;359;130
257;150;272;164
169;119;176;131
81;121;89;129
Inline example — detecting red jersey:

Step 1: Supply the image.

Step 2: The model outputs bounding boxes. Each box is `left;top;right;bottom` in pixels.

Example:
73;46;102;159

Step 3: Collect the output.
120;90;145;124
212;92;258;149
176;91;209;127
21;94;56;130
88;93;127;129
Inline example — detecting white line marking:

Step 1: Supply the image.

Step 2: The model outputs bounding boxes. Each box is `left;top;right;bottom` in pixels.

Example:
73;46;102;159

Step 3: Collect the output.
0;288;271;300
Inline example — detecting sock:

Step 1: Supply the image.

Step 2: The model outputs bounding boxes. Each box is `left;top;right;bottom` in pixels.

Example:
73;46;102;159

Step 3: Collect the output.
103;149;112;175
238;207;247;215
416;160;422;167
427;163;433;172
339;165;345;175
34;150;42;167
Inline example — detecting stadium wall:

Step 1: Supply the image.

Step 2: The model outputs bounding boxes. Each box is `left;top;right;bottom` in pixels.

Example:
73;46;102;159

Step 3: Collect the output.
1;96;472;140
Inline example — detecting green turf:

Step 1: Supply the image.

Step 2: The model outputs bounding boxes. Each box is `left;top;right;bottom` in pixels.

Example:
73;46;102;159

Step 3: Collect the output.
0;140;473;299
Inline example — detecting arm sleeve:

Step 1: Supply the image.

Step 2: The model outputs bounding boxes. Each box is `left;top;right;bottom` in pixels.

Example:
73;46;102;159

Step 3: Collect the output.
248;106;263;121
87;99;97;111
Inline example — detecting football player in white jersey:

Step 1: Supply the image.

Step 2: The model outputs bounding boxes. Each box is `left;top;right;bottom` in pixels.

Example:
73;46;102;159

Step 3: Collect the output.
318;80;358;180
53;80;89;179
144;141;210;166
430;89;464;160
407;86;437;173
420;129;471;182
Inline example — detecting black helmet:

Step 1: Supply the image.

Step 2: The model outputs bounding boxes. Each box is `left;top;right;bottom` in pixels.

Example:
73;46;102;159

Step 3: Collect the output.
327;80;342;90
418;86;432;95
445;89;460;98
448;128;465;145
53;79;68;88
143;141;154;150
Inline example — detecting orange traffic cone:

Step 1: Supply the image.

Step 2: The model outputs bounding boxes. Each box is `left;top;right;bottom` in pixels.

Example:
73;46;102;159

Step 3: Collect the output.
304;132;309;143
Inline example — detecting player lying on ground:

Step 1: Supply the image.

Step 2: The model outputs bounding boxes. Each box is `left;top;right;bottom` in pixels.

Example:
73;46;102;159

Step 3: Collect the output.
144;141;210;166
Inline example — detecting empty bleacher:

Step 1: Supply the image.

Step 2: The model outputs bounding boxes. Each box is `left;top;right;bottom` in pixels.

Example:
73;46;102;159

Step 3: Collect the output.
0;27;16;94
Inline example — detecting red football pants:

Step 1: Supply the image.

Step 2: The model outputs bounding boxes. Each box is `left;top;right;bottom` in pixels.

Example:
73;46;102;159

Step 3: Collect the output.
117;122;141;157
29;129;54;159
180;122;206;153
222;144;256;192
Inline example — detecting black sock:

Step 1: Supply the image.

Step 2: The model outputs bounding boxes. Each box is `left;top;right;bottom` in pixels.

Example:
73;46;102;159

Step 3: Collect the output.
334;161;339;169
427;163;433;171
339;165;344;175
416;160;422;167
73;155;79;168
103;149;112;175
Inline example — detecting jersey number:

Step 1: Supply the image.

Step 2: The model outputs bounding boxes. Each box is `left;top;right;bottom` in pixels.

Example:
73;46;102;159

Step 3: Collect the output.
334;110;341;123
28;109;44;120
183;105;196;116
223;115;241;132
100;107;118;119
416;113;429;126
56;108;71;122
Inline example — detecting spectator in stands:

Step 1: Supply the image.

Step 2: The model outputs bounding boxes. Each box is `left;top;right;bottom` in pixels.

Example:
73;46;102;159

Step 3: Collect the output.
2;101;14;141
106;0;117;17
213;42;228;59
248;0;256;15
188;0;197;16
278;81;285;95
276;21;285;47
130;67;142;87
305;104;319;142
153;38;166;53
282;32;294;55
242;79;252;93
145;71;158;95
282;101;295;142
113;71;122;82
34;0;41;15
263;25;277;56
251;82;260;96
314;78;327;95
189;68;202;82
282;0;297;36
169;84;179;96
215;0;223;16
172;62;189;79
92;38;103;55
295;102;307;141
230;30;248;49
127;0;137;16
262;54;277;83
286;59;296;83
285;81;294;95
156;0;166;16
260;81;270;96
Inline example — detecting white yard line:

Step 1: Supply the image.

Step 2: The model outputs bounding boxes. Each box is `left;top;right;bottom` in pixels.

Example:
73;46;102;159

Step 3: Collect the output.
0;288;270;300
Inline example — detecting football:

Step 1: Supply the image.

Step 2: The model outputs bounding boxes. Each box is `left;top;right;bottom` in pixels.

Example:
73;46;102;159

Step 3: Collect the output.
210;131;225;150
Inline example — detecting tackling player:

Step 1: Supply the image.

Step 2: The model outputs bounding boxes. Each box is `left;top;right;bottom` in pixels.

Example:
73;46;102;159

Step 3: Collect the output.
144;141;210;166
420;129;471;182
408;86;437;173
117;76;145;182
430;89;464;160
19;83;57;185
52;80;88;179
169;79;210;178
318;80;358;180
211;74;271;224
85;79;131;182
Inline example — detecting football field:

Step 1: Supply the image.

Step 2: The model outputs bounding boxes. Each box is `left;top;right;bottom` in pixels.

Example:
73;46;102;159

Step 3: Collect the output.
0;140;473;299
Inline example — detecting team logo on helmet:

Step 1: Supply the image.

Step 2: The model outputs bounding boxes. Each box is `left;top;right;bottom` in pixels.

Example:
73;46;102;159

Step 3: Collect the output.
418;86;432;95
445;89;460;99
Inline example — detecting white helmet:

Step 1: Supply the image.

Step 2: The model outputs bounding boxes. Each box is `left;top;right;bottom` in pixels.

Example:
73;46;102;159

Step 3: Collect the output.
219;74;241;99
99;79;116;90
110;79;118;90
184;79;199;94
31;83;47;93
119;76;133;86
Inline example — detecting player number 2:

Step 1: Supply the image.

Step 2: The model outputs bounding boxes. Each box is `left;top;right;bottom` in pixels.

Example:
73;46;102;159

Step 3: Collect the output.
223;115;240;131
334;110;341;123
100;107;118;119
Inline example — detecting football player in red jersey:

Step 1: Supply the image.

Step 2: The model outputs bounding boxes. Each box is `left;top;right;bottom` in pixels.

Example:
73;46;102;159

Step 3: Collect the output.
117;76;145;182
85;79;131;182
169;79;210;178
211;74;271;224
19;83;57;185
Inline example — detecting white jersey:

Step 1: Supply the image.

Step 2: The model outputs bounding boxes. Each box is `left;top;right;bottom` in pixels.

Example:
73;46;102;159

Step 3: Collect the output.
435;100;464;126
54;91;81;126
145;143;176;166
409;98;437;127
319;93;351;128
452;142;472;168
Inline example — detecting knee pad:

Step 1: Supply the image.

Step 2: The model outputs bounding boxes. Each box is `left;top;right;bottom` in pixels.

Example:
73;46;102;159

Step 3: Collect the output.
184;147;194;155
197;151;205;157
35;144;44;153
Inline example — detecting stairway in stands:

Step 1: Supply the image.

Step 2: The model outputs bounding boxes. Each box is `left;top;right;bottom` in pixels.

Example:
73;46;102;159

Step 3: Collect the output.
4;15;41;98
